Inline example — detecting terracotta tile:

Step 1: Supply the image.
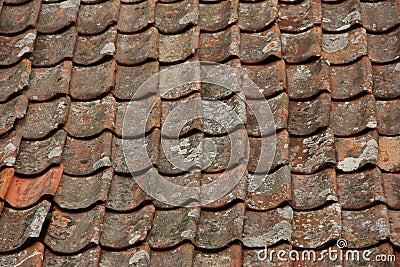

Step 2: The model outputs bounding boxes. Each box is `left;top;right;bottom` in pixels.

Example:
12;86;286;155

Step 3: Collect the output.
199;26;240;62
378;136;400;172
45;205;105;253
15;130;67;175
342;243;395;267
6;166;63;208
43;246;101;267
149;208;199;248
159;27;199;63
200;0;238;32
63;132;112;176
278;0;321;32
70;60;116;100
31;27;77;67
151;243;194;267
382;173;400;209
0;131;22;168
368;28;400;63
288;92;331;136
342;205;389;248
321;0;361;32
241;60;286;99
0;168;13;200
155;0;198;34
73;27;117;65
238;0;277;32
335;130;378;172
243;244;292;267
0;59;30;102
3;0;30;3
37;0;80;34
0;242;44;267
294;245;344;266
372;62;400;99
66;96;115;138
54;168;113;209
114;61;159;100
77;0;120;35
286;58;330;99
101;205;155;249
361;0;399;32
118;1;155;33
282;27;321;63
115;28;159;65
0;29;36;66
376;100;400;136
0;95;28;136
195;203;245;249
322;28;367;64
99;244;151;266
289;128;336;174
16;96;70;139
193;244;242;267
331;94;377;136
293;203;341;248
246;165;291;210
389;210;400;247
0;200;51;252
291;168;337;210
330;57;373;100
25;61;71;101
240;24;282;64
0;0;41;34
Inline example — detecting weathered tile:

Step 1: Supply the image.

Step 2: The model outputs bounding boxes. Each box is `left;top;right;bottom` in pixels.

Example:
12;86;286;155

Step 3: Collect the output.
0;0;41;34
43;246;101;267
0;131;22;168
238;0;277;32
367;28;400;63
73;27;117;65
282;27;321;63
278;0;321;32
372;62;400;99
54;168;113;210
99;244;151;266
382;173;400;209
6;166;63;208
0;201;51;252
0;243;44;266
159;27;199;63
151;243;194;267
389;210;400;247
0;95;28;136
63;132;112;176
15;130;67;175
361;0;399;32
246;165;291;210
118;1;155;33
243;244;292;267
330;94;377;136
292;203;341;248
37;0;80;34
0;30;36;66
77;0;120;34
0;168;13;200
342;205;389;248
342;243;395;267
321;0;361;32
193;244;242;267
200;0;238;32
378;136;400;172
0;59;31;102
289;128;336;174
155;0;198;34
45;205;105;253
16;96;70;139
376;100;400;136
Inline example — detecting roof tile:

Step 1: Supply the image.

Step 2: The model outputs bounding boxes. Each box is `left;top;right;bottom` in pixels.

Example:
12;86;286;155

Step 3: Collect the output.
367;28;400;63
77;0;120;35
246;165;291;210
15;130;67;175
25;61;71;101
342;243;395;267
342;204;389;248
151;243;194;267
100;205;155;249
322;28;367;64
3;0;30;4
0;95;28;136
43;246;101;266
155;0;198;34
0;131;22;168
0;59;31;102
54;168;113;209
372;62;400;99
159;27;199;63
37;0;80;34
70;60;116;100
282;27;321;63
73;27;117;65
378;136;400;172
278;0;321;32
0;200;51;252
99;244;151;266
45;205;105;253
31;27;77;67
0;29;36;66
200;0;238;32
63;132;112;176
330;94;377;136
0;0;41;34
0;168;13;200
16;96;70;139
289;127;336;174
238;0;277;32
193;244;242;267
5;166;63;208
195;203;245;249
389;210;400;247
376;100;400;136
115;28;159;65
321;0;361;32
118;1;155;33
66;96;115;138
382;173;400;209
293;203;341;248
0;242;44;267
360;0;399;32
243;244;291;267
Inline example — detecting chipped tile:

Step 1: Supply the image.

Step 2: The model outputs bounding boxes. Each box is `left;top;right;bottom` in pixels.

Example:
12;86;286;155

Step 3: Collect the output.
282;27;321;63
159;27;199;63
37;0;80;34
376;100;400;136
43;246;101;266
367;28;400;63
0;95;28;136
0;242;44;267
0;168;13;200
0;0;41;34
361;0;399;32
200;0;238;32
372;62;400;99
382;173;400;209
321;0;361;32
155;0;198;34
193;244;242;267
238;0;277;32
0;59;31;102
278;0;321;32
0;29;36;66
99;244;151;266
378;136;400;172
77;0;120;34
0;131;22;168
118;1;155;33
151;243;194;267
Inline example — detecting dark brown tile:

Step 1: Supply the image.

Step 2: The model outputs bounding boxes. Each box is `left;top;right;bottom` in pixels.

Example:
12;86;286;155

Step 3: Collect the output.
118;1;155;33
367;28;400;63
99;244;151;266
0;168;13;200
15;130;67;175
155;0;198;34
0;0;41;34
54;168;113;209
376;100;400;136
43;246;101;267
372;62;400;99
0;95;28;136
321;0;361;32
282;27;321;63
0;59;30;102
378;136;400;172
151;243;194;267
0;200;51;252
159;27;199;63
382;173;400;209
360;0;399;32
37;0;80;34
193;244;242;267
278;0;321;32
16;96;70;139
63;132;112;176
0;242;44;267
0;30;36;66
45;205;105;253
200;0;238;32
238;0;276;32
0;131;21;168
